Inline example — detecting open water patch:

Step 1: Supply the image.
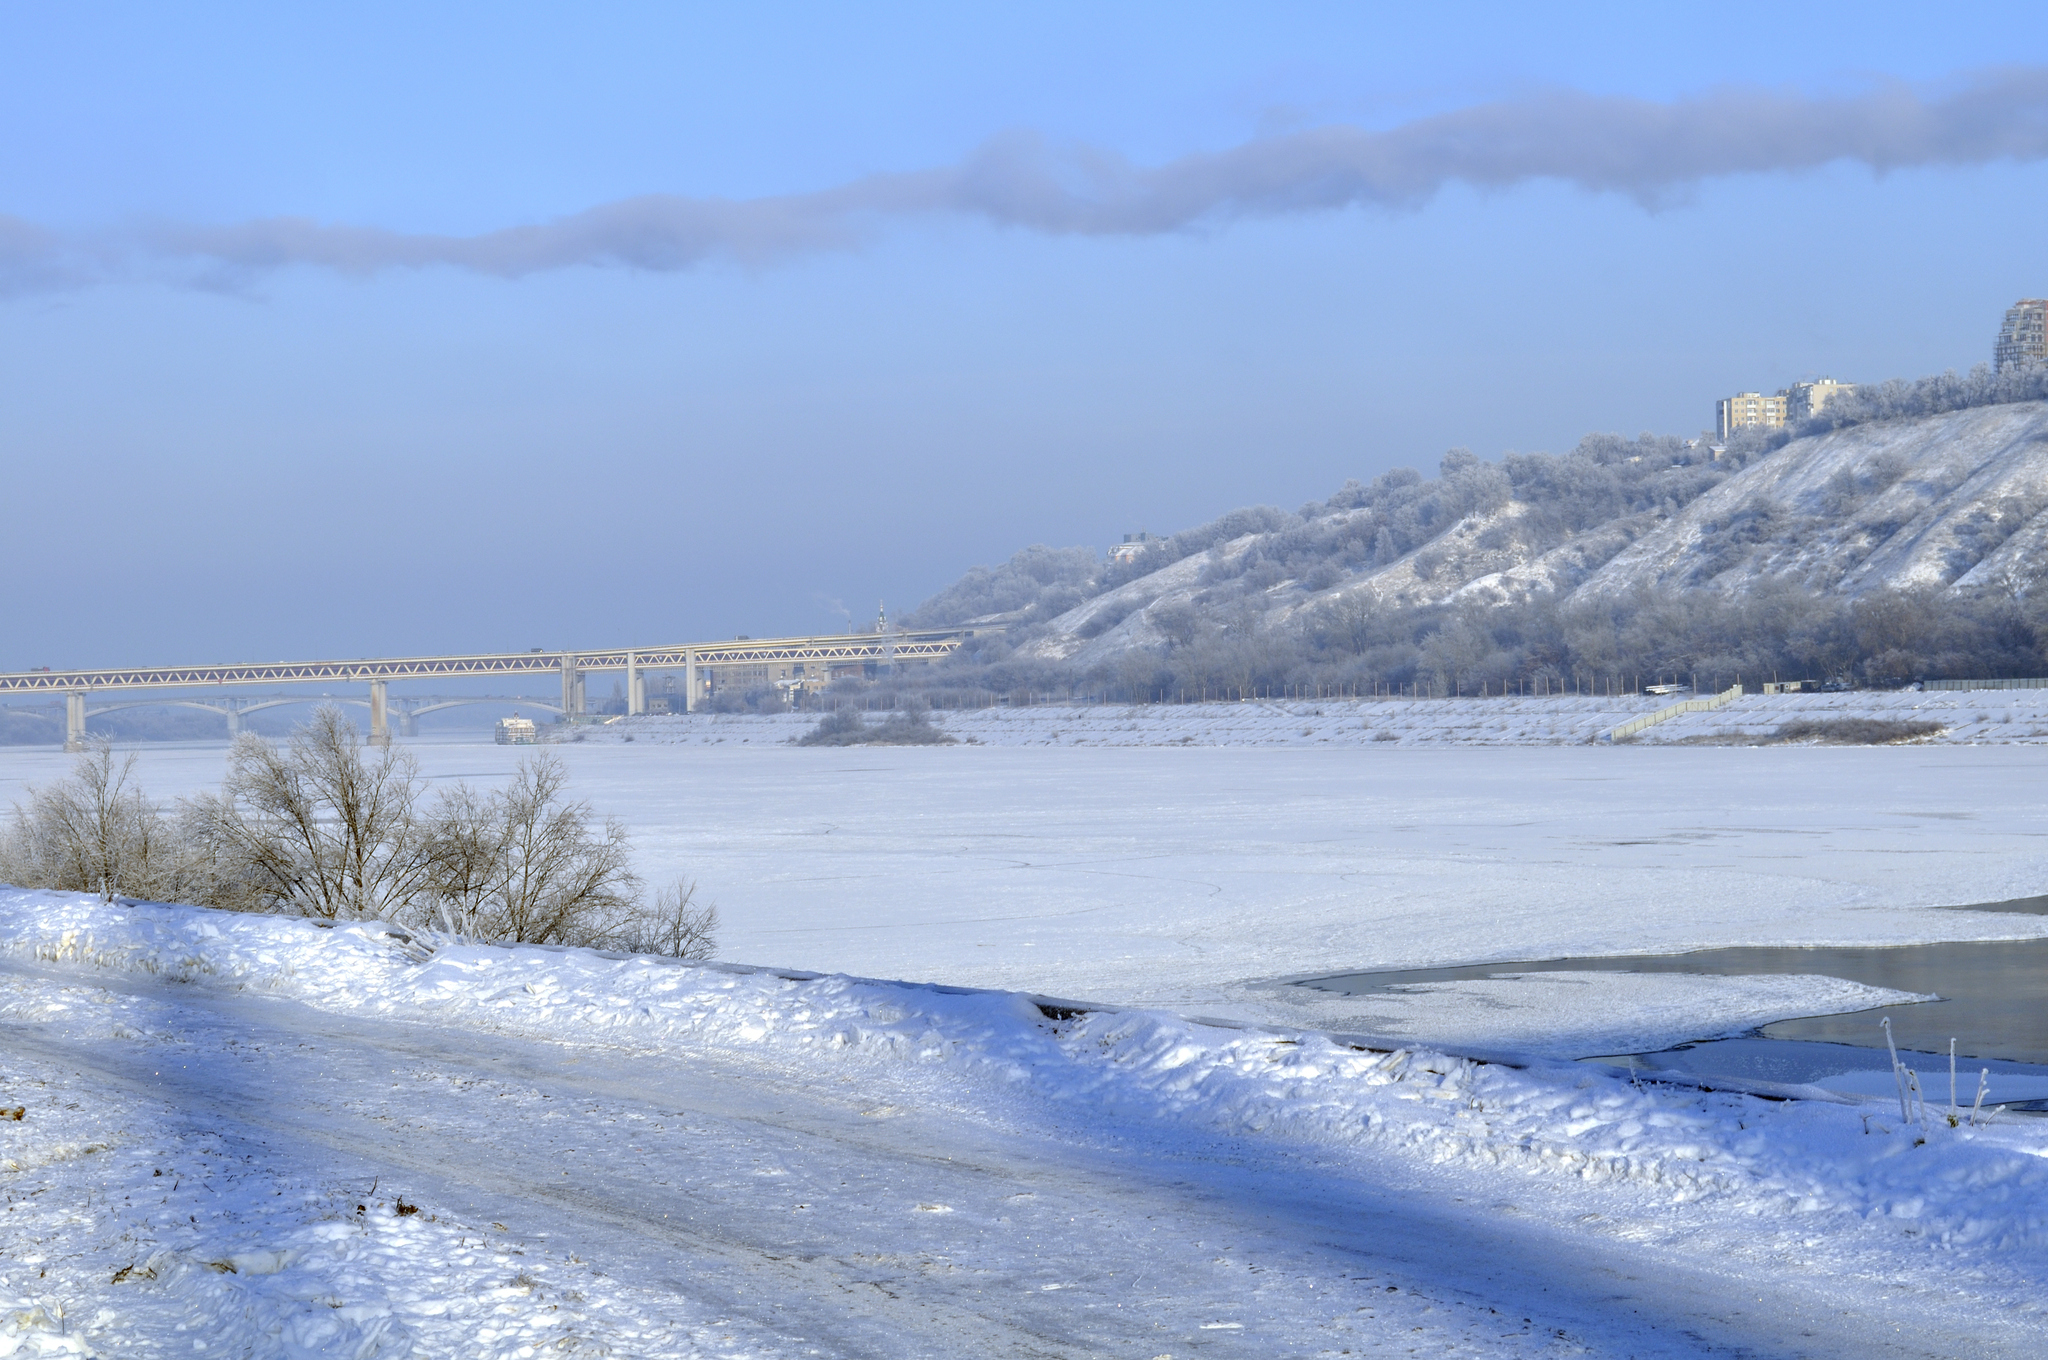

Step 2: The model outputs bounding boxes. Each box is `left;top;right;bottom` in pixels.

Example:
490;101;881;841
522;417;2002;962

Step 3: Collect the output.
1300;914;2048;1106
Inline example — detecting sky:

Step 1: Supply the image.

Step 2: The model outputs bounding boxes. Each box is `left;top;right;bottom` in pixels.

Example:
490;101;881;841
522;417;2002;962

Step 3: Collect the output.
6;3;2048;666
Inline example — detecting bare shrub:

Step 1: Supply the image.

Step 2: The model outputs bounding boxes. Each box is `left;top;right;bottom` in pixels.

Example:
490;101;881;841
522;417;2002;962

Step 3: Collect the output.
0;741;192;903
1771;718;1943;745
797;704;956;747
7;710;712;958
796;708;868;746
182;706;433;919
604;878;718;960
423;752;640;945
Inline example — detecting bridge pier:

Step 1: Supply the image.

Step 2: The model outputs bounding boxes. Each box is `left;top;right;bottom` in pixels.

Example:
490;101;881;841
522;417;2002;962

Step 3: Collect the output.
64;692;86;752
225;701;241;739
560;656;585;721
627;651;643;716
684;648;697;714
368;680;390;747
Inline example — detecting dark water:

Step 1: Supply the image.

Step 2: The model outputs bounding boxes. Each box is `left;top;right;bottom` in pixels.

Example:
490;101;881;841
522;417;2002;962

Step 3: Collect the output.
1942;893;2048;916
1303;937;2048;1065
1588;1037;2048;1109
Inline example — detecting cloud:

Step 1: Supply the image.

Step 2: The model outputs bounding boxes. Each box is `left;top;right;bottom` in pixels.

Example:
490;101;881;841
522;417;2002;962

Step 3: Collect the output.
0;215;89;295
26;67;2048;288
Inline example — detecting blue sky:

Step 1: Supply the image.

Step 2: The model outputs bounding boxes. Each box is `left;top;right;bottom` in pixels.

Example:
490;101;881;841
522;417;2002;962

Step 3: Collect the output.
5;3;2048;664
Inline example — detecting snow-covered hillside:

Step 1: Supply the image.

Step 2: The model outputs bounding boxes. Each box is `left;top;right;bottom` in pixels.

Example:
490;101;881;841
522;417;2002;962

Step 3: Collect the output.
1580;401;2048;599
989;403;2048;668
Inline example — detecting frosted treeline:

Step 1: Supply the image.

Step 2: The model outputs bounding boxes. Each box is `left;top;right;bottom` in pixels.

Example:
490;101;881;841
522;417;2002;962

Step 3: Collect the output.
890;577;2044;702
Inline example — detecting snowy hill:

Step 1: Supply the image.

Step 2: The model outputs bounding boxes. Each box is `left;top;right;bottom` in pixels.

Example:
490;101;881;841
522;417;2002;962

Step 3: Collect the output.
914;401;2048;679
1579;400;2048;599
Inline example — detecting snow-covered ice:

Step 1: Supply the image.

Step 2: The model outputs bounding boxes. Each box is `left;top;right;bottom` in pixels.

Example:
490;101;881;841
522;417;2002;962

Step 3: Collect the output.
4;730;2046;1055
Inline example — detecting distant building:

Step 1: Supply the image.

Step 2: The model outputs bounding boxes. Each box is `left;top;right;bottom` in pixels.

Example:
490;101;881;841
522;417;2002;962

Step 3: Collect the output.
1107;532;1160;565
1715;391;1786;440
495;714;539;745
1996;299;2048;371
1783;377;1855;422
1716;378;1857;439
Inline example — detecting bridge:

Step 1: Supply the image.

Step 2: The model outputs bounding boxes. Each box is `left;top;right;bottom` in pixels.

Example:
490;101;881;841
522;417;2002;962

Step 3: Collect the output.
0;628;991;749
21;693;567;740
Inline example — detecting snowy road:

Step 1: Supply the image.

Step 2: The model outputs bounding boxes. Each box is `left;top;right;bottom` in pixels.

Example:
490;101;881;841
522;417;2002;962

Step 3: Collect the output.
5;930;2044;1358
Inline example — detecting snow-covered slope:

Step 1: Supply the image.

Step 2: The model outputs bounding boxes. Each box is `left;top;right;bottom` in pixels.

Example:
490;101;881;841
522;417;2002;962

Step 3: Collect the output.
1015;533;1263;664
1577;401;2048;599
997;403;2048;669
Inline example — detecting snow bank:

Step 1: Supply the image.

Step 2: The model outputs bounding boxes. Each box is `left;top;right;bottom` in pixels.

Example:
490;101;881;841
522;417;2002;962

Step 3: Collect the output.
579;688;2048;748
9;889;2048;1278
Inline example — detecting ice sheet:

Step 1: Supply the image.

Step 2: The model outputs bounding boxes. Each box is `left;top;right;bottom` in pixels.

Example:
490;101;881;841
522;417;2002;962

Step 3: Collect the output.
3;739;2044;1056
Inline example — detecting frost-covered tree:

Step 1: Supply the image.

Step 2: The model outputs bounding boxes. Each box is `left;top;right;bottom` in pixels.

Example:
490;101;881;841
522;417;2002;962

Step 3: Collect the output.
604;879;719;960
183;705;433;919
421;752;640;944
0;740;192;903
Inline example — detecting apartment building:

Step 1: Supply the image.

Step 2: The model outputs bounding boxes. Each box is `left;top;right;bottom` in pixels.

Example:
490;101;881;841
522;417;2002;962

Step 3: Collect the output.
1717;377;1857;438
1715;390;1786;440
1782;377;1854;422
1996;299;2048;371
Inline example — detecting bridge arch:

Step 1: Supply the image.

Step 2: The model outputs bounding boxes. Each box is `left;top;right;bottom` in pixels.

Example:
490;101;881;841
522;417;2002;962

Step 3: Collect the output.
83;699;235;720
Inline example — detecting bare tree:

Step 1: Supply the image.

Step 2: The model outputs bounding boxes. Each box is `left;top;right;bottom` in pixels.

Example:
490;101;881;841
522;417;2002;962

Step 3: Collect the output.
3;711;718;962
0;741;190;903
183;705;433;919
417;780;503;937
604;878;719;960
421;752;641;945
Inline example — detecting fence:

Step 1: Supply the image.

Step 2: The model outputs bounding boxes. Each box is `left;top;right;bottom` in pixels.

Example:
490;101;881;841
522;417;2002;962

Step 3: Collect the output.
1921;677;2048;692
1604;684;1745;743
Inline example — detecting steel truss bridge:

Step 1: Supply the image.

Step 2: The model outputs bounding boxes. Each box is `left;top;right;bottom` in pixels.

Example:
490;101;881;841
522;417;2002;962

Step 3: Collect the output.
2;693;566;741
0;628;989;749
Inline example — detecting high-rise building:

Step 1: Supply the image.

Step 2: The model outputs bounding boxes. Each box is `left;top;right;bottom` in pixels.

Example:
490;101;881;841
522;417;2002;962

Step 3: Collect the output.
1715;391;1786;440
1996;299;2048;371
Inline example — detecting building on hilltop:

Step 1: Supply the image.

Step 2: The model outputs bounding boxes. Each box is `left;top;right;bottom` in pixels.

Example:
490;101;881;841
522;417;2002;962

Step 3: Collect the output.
1715;390;1786;440
1783;377;1855;423
1996;299;2048;371
1107;531;1160;565
1716;377;1858;439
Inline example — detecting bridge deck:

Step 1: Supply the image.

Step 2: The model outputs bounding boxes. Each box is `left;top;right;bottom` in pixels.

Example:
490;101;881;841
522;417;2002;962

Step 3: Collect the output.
0;628;987;693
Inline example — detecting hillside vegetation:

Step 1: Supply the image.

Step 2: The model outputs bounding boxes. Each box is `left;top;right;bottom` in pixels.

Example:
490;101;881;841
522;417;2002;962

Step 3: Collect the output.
886;367;2048;702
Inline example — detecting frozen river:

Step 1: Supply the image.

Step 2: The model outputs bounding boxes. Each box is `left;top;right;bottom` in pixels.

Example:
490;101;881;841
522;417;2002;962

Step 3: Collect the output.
9;736;2048;1356
3;737;2045;1060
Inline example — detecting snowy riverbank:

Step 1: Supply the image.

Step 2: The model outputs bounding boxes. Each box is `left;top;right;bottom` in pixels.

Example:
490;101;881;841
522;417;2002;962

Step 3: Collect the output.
5;888;2048;1356
572;686;2048;748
